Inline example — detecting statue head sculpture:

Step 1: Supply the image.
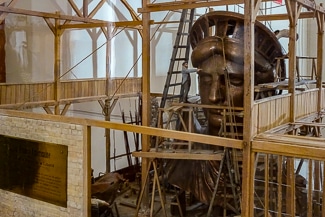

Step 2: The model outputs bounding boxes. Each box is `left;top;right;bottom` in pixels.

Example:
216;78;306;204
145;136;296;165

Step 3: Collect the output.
166;11;287;213
190;11;285;136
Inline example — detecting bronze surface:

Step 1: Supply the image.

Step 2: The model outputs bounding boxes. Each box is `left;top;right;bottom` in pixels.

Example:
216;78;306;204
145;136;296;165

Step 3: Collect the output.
0;135;68;207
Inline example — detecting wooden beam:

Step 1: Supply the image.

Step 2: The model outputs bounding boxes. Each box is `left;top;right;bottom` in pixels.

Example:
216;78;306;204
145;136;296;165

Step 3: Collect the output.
59;21;145;29
120;0;143;37
296;0;325;13
0;108;243;151
0;0;17;24
316;10;324;113
83;125;91;217
138;0;245;13
44;18;56;34
43;106;53;114
285;0;298;123
0;100;58;110
253;0;262;21
88;0;105;19
103;99;111;173
132;150;224;161
83;0;88;17
54;15;62;115
120;0;141;22
68;0;83;17
172;102;243;111
294;121;325;127
253;139;325;160
141;0;151;208
0;5;105;23
286;157;295;216
0;93;138;110
242;0;255;216
60;103;71;116
256;11;317;21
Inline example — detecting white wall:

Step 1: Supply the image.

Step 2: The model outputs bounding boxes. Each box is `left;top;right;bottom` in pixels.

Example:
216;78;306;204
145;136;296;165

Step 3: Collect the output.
71;97;141;176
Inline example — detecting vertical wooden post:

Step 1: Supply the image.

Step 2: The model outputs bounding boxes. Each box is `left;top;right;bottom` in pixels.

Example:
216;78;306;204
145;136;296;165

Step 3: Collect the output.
54;12;62;115
242;0;257;216
104;23;113;173
286;157;295;216
264;154;269;216
83;125;91;217
316;11;325;215
0;4;5;83
277;156;283;217
83;0;88;17
285;0;298;123
307;159;313;217
104;99;111;173
105;33;110;174
285;2;299;215
316;8;324;113
89;31;99;78
314;160;321;215
141;0;151;211
322;161;325;216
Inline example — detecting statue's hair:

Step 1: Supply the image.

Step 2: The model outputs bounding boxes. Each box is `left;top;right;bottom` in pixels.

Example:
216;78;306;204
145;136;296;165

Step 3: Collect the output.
190;11;286;80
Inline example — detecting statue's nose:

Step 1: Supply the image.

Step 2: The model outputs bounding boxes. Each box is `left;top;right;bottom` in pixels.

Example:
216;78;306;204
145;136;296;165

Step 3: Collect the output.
208;78;224;103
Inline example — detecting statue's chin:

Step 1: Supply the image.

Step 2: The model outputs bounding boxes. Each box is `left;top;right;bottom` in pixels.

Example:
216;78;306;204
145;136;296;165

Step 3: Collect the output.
207;114;223;135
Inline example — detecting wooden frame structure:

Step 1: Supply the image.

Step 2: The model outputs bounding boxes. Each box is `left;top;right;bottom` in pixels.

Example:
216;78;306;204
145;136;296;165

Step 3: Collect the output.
137;0;325;216
0;0;143;172
1;0;325;216
0;1;143;113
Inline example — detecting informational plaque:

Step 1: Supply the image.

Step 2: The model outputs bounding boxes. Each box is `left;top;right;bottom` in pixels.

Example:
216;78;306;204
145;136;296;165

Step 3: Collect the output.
0;135;68;207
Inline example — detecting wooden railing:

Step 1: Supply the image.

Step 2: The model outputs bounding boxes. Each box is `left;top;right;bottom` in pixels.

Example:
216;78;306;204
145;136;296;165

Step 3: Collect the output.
252;88;324;136
0;78;142;107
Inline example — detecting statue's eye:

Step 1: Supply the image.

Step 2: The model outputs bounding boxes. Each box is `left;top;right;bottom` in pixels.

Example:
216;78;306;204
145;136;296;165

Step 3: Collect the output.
228;74;243;86
230;78;243;86
199;75;212;85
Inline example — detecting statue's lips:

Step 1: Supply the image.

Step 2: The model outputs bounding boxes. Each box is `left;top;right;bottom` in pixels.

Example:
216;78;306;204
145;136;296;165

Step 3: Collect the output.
208;109;222;115
207;109;223;124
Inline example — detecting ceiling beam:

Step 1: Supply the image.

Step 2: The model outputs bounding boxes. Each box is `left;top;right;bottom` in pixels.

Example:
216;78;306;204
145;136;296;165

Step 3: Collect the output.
0;5;105;23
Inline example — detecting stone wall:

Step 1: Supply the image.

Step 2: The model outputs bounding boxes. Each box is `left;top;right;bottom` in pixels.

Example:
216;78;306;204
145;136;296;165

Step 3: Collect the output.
0;115;86;217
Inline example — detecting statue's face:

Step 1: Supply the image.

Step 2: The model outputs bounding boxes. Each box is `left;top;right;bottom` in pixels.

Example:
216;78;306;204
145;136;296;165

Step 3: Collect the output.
189;11;285;137
192;35;278;136
197;55;244;136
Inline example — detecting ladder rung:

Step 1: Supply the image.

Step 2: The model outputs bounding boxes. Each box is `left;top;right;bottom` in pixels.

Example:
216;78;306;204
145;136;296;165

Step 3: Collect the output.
221;112;244;117
162;141;189;145
224;123;244;127
162;105;183;112
170;71;181;74
170;59;186;63
220;132;243;137
176;45;189;49
166;95;182;99
168;83;182;87
174;45;189;48
174;58;187;61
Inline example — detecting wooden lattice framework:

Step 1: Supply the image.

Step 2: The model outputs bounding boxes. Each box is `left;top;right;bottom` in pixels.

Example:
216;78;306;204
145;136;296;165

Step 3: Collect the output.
0;0;325;216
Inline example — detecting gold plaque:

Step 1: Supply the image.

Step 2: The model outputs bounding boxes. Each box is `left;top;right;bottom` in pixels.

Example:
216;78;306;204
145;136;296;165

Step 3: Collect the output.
0;135;68;207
